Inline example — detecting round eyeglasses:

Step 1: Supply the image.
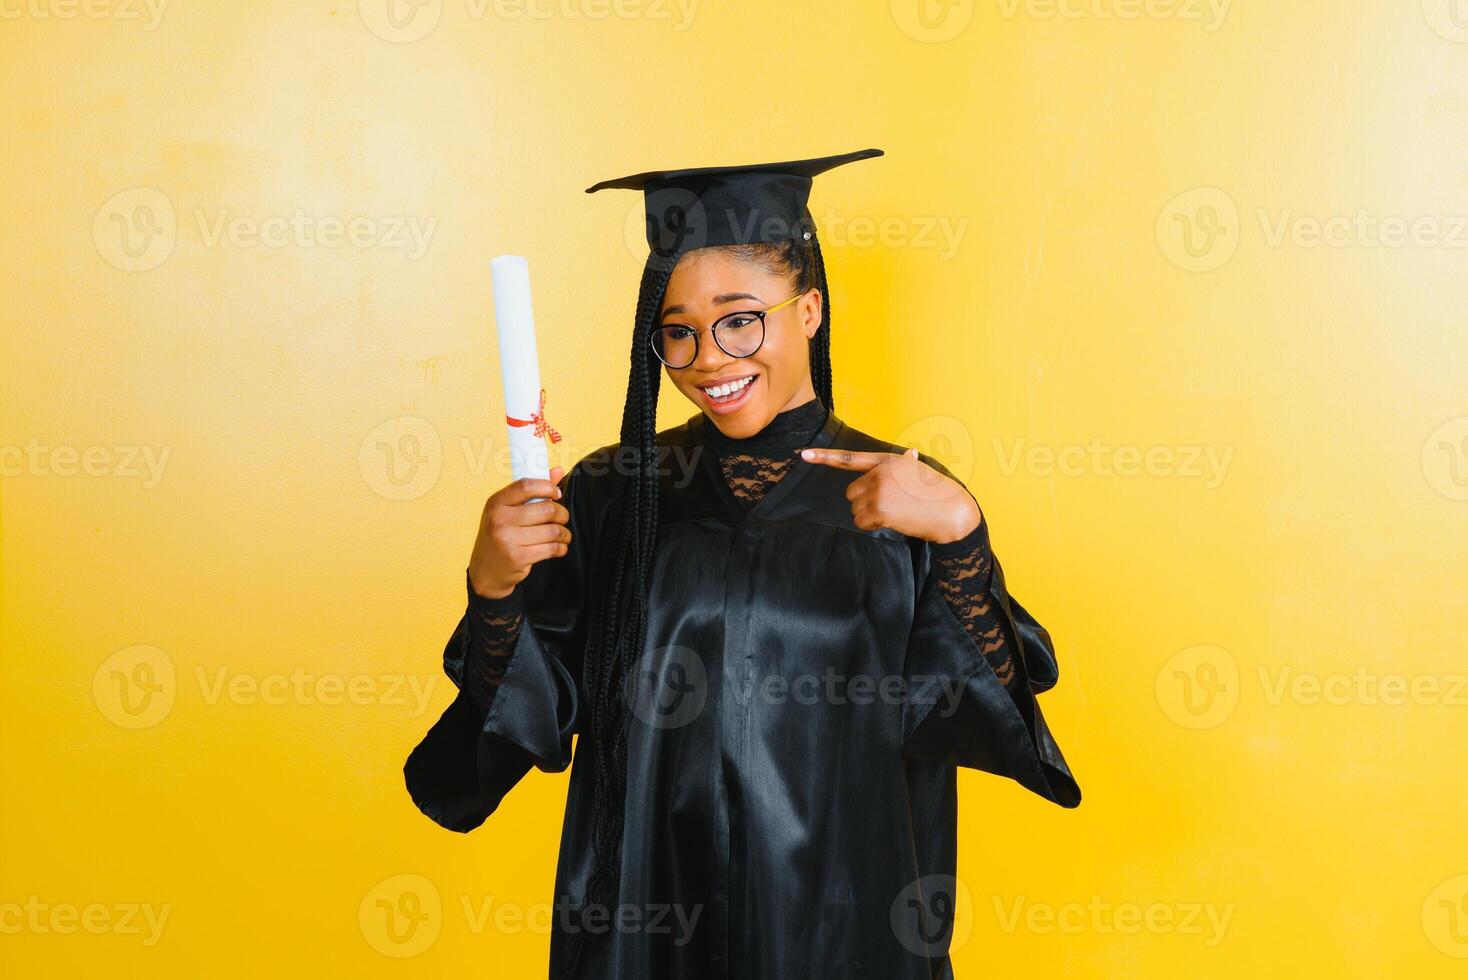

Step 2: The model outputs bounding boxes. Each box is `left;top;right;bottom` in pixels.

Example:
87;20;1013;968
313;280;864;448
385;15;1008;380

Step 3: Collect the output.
650;293;803;370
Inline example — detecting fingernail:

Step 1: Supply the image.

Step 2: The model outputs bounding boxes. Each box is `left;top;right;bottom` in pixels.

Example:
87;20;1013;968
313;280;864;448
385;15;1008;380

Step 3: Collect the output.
800;449;814;460
555;488;562;498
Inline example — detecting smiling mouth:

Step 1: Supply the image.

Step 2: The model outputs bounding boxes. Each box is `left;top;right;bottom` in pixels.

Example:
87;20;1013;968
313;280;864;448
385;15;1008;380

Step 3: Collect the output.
698;374;757;402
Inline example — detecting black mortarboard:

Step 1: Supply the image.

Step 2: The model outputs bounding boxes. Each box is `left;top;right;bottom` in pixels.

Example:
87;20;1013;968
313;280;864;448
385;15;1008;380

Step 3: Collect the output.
587;148;884;258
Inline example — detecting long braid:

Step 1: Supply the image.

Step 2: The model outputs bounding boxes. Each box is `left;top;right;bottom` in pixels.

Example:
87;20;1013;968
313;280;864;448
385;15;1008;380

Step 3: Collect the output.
559;250;672;977
807;229;835;413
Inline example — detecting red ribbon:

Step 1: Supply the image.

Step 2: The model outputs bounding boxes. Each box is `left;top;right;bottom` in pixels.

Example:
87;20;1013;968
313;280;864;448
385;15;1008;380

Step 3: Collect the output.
506;387;562;444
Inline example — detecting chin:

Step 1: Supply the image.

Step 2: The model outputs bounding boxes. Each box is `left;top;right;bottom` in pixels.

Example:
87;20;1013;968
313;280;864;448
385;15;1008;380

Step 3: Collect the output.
712;417;760;438
704;402;773;439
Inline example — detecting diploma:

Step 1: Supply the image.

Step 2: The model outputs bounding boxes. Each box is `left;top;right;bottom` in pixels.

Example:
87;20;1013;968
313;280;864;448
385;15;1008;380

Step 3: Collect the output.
491;255;561;492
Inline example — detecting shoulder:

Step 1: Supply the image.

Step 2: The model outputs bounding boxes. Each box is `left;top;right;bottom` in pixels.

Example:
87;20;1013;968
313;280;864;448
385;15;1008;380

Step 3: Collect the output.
828;418;900;455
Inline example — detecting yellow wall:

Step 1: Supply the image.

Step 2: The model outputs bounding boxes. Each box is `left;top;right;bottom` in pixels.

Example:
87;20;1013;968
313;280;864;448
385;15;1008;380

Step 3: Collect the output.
3;0;1467;975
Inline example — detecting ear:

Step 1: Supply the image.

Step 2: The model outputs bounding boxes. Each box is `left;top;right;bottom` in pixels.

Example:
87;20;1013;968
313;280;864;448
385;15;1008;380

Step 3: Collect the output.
800;287;823;340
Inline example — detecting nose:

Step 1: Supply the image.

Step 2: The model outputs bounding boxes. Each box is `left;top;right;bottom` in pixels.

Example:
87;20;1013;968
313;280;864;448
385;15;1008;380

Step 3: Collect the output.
691;325;734;374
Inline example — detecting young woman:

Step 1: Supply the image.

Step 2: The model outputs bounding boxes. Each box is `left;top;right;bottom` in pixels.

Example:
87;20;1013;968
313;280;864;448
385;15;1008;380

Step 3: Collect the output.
405;149;1080;980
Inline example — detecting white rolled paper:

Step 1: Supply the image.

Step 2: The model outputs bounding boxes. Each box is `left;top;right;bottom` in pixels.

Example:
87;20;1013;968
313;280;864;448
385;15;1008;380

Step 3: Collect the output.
491;255;552;488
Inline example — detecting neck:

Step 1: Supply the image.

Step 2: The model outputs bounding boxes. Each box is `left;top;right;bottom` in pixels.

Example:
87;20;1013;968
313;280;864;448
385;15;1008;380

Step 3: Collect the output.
778;378;819;415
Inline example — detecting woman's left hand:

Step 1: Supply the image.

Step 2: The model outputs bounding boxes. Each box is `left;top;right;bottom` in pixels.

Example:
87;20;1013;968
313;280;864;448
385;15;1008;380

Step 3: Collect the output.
800;446;983;544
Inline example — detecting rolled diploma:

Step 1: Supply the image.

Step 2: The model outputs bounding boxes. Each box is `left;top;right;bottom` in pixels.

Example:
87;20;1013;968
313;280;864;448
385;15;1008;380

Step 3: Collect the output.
491;255;551;489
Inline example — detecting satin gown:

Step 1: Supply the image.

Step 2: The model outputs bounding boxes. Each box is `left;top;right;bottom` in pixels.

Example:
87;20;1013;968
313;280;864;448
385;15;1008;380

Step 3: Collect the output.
404;403;1081;979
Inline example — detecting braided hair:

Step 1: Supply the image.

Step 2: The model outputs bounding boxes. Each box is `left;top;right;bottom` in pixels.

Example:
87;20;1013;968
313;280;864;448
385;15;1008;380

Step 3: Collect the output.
558;228;835;976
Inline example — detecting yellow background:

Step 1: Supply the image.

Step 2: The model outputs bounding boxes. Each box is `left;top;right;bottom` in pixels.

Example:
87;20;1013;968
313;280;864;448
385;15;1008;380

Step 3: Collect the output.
3;0;1467;975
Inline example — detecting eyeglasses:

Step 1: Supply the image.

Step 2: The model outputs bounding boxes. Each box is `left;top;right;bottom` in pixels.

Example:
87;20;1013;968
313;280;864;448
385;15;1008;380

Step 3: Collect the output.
650;293;804;369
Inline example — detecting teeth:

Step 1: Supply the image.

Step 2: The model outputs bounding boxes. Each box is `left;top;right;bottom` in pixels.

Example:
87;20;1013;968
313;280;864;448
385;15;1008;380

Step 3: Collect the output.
703;376;754;399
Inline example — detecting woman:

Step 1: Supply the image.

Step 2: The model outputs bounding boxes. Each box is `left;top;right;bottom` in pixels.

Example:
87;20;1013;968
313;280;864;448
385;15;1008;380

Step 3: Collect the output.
405;149;1080;979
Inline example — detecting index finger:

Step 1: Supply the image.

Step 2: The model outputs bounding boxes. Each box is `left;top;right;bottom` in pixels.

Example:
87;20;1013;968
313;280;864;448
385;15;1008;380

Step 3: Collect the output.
497;476;564;505
799;448;892;471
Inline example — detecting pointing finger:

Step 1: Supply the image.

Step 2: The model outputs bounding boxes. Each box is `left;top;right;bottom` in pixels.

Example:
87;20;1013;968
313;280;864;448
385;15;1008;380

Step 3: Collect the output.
800;448;891;471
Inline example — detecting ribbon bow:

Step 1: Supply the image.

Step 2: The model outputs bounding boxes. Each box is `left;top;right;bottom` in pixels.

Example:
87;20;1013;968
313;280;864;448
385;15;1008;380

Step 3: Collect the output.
506;387;562;444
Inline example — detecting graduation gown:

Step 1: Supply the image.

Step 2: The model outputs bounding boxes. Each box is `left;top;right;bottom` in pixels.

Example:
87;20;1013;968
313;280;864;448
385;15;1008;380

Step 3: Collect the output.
404;407;1081;979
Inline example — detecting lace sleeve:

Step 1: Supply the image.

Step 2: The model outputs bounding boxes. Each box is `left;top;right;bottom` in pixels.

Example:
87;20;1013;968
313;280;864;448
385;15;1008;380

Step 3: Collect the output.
928;519;1020;692
462;572;526;714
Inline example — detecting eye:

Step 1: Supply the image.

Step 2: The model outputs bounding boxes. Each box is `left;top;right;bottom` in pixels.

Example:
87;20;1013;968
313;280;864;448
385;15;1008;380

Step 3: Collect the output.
722;315;758;330
660;324;696;340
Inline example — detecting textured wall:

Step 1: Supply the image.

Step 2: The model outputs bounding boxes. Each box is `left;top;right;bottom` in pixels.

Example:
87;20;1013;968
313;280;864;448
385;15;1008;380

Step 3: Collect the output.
2;0;1467;975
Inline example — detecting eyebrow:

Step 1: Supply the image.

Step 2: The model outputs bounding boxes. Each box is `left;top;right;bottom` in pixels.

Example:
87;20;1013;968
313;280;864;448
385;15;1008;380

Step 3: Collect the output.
661;292;765;319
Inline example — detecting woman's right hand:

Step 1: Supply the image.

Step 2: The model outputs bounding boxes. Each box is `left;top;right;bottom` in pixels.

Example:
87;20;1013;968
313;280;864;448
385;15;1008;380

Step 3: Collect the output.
468;465;572;600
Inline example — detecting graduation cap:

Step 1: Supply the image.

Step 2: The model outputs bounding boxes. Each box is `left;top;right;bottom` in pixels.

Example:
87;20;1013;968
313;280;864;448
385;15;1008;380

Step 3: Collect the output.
587;148;884;258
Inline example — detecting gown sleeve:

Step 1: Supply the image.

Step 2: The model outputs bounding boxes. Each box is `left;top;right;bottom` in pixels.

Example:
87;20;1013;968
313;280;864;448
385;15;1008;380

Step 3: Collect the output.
403;462;595;833
900;456;1081;808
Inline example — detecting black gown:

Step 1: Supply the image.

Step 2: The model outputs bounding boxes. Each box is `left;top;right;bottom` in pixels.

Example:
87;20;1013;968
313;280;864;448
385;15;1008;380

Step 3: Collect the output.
404;398;1081;979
